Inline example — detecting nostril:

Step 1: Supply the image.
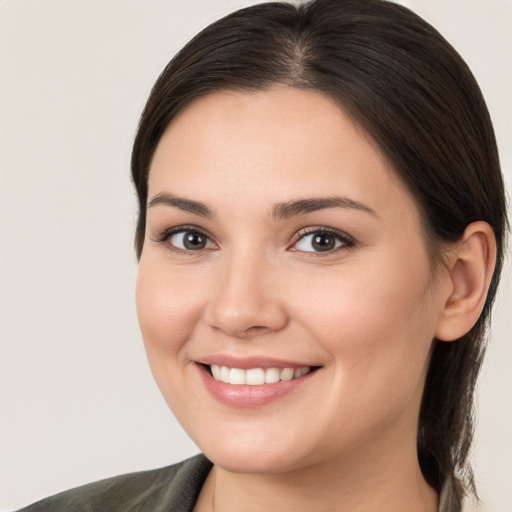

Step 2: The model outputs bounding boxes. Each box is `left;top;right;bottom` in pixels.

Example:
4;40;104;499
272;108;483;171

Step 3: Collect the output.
247;326;268;333
233;325;272;340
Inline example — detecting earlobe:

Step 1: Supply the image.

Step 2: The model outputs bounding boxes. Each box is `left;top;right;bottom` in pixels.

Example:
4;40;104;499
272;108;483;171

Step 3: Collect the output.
435;221;497;342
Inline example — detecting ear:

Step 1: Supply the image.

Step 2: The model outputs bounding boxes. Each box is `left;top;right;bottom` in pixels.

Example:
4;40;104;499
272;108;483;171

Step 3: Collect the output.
435;221;497;342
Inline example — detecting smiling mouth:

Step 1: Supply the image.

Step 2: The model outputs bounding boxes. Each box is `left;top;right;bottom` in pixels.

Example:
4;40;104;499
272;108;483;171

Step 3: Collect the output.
205;364;316;386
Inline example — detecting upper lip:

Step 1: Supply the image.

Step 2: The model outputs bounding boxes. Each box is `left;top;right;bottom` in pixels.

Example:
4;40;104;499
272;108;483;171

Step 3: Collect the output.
196;354;319;370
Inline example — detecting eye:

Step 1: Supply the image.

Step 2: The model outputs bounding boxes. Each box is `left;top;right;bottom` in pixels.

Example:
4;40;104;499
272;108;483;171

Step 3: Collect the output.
154;227;216;252
171;230;214;251
290;228;354;253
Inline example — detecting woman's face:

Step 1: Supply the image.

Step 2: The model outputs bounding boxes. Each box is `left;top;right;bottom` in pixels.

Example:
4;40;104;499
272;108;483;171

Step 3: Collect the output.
136;88;451;474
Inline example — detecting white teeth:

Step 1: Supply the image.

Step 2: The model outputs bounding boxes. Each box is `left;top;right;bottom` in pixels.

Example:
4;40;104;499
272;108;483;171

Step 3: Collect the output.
211;364;221;380
229;368;246;385
209;364;312;386
245;368;265;385
265;367;280;384
294;367;310;377
220;366;230;383
280;368;295;381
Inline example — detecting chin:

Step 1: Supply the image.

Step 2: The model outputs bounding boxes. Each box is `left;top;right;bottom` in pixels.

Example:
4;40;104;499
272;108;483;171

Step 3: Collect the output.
190;421;312;475
203;444;304;475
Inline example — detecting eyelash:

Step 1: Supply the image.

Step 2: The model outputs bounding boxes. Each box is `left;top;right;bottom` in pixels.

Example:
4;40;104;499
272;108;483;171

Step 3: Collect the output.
152;225;355;255
290;227;355;255
151;225;217;255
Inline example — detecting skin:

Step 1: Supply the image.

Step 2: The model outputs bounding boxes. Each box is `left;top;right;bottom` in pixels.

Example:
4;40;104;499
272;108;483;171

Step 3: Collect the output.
136;88;456;512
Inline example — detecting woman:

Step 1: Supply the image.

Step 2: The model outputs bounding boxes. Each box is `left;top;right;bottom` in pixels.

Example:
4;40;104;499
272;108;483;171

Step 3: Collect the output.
18;0;507;511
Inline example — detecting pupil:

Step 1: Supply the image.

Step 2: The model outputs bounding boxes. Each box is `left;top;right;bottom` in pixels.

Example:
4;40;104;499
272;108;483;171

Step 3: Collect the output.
184;232;206;250
312;233;335;251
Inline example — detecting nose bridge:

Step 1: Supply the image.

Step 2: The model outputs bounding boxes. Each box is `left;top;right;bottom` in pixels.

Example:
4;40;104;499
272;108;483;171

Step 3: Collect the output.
205;244;287;338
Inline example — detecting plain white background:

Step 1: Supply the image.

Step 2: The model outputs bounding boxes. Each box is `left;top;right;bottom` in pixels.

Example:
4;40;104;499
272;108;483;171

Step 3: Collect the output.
0;1;510;510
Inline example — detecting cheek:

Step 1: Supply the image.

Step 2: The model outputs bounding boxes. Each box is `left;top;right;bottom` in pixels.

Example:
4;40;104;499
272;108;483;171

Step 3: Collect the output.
136;259;205;357
135;259;210;417
293;265;436;444
291;257;436;387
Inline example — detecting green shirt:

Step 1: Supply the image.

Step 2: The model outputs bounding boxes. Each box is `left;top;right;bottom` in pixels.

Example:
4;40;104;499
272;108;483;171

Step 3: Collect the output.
17;454;457;511
17;455;212;512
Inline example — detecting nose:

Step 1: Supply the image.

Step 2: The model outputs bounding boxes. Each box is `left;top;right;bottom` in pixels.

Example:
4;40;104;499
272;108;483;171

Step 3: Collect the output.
203;250;288;340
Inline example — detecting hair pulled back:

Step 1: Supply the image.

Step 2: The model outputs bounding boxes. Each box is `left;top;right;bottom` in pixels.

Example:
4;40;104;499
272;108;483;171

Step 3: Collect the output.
131;0;507;507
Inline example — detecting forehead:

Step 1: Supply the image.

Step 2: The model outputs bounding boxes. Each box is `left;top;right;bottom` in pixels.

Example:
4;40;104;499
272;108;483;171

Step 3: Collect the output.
148;87;418;221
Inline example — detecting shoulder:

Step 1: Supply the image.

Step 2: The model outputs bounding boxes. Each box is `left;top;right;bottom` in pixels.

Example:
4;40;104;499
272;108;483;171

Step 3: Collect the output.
17;454;213;512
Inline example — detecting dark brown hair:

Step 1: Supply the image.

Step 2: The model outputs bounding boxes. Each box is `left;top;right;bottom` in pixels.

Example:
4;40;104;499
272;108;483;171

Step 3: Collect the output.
131;0;507;506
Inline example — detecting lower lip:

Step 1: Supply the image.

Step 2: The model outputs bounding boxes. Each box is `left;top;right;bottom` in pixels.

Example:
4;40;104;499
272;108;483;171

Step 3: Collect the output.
197;365;317;408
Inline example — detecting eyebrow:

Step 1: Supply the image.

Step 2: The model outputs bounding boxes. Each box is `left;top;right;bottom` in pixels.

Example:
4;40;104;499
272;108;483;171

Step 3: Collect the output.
147;192;214;218
271;196;377;220
147;192;377;220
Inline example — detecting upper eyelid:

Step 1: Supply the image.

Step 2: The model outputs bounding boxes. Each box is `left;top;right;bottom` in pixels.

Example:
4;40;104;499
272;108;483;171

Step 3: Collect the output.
289;226;356;253
293;226;354;241
150;226;218;253
152;224;212;241
151;225;217;255
151;224;355;248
